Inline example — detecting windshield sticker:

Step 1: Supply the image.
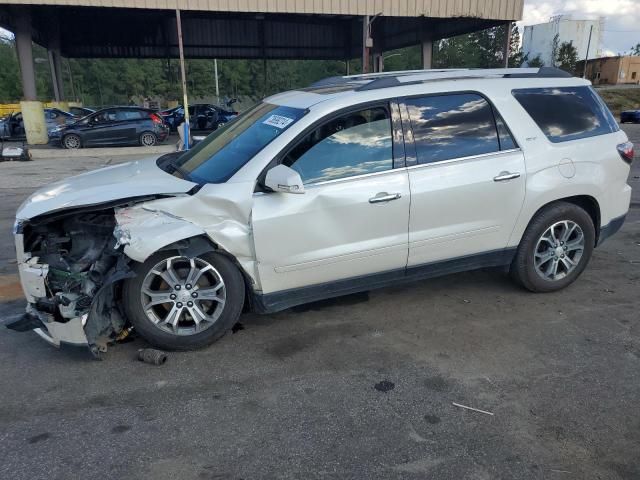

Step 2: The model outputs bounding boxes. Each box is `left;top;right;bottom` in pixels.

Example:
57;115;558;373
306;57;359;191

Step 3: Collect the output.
263;114;295;129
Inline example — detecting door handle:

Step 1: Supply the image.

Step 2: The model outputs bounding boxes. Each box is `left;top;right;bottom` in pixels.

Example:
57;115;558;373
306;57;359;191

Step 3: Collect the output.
369;192;401;204
493;171;521;182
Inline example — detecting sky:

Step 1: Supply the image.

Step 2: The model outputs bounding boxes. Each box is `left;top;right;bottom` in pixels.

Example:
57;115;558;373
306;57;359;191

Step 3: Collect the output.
1;0;639;56
518;0;640;55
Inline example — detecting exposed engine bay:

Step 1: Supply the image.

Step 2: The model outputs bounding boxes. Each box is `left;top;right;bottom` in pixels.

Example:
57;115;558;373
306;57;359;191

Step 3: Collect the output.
15;207;134;357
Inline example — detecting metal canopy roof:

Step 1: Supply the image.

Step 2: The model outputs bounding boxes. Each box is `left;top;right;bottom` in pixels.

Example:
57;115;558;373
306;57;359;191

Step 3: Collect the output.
0;1;523;60
2;1;523;19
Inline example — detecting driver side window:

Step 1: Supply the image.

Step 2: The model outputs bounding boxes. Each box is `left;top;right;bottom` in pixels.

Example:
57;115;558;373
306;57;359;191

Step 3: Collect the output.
282;106;393;184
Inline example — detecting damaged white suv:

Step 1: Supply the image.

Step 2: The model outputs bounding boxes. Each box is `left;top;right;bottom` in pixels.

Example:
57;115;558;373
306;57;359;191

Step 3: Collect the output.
10;68;633;355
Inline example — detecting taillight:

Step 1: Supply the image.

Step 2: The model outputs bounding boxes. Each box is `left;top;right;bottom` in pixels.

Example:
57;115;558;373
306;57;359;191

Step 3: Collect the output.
150;113;163;124
617;141;634;164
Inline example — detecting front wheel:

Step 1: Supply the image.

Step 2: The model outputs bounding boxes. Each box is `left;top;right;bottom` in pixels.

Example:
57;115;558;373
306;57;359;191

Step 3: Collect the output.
123;251;245;350
62;134;81;149
510;202;595;292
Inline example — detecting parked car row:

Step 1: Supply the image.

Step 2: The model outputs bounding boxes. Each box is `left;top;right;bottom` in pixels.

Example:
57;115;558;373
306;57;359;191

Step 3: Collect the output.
1;101;240;149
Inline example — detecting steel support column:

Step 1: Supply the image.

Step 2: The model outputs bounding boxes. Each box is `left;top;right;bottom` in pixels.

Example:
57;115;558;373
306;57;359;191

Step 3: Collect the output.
176;8;190;150
14;10;37;101
503;21;512;68
362;15;370;73
421;39;433;69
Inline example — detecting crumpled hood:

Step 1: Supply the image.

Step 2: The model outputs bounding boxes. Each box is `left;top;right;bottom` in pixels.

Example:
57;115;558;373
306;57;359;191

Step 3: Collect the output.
17;156;197;220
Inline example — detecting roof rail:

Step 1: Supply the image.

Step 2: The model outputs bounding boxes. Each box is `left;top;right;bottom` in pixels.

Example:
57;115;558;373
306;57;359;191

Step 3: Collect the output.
309;67;574;92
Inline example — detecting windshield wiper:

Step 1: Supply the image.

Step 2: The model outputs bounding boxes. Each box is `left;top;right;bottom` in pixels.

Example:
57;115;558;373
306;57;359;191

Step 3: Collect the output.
166;159;192;181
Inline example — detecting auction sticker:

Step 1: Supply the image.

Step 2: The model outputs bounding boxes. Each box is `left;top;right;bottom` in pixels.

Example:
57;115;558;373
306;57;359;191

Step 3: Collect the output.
263;114;295;129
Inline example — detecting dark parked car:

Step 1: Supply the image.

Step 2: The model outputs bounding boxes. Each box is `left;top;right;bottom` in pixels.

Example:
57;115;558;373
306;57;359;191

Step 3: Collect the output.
68;106;96;117
159;103;239;132
49;107;169;149
0;108;76;139
620;109;640;124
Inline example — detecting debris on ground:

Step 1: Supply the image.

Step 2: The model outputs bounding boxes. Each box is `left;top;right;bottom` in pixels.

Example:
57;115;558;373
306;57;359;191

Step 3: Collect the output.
231;322;244;334
452;402;494;416
137;348;168;365
374;380;395;392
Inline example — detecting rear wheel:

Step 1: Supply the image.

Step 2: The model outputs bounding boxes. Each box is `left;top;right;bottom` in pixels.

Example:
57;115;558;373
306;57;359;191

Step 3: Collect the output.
510;202;595;292
62;134;81;149
139;131;157;147
123;251;245;350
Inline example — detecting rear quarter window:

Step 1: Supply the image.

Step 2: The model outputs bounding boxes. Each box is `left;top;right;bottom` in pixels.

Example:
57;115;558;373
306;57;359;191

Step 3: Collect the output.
512;86;619;143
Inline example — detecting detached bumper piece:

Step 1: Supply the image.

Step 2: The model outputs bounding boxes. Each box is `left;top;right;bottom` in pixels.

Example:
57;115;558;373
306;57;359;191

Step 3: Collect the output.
5;311;44;332
6;303;89;348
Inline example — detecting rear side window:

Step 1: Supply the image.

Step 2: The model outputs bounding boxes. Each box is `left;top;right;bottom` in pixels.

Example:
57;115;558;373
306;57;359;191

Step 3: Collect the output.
512;86;619;143
406;93;500;164
116;110;146;121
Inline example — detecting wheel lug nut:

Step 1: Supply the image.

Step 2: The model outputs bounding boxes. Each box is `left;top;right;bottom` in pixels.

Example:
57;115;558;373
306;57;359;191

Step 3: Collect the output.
170;294;177;300
191;292;198;298
176;302;183;308
187;301;193;307
175;285;181;290
185;284;192;290
561;254;565;258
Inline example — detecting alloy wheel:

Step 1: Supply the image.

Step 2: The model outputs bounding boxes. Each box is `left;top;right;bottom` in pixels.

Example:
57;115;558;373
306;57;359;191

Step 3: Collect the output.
140;256;226;336
141;132;156;146
533;220;585;281
63;135;80;149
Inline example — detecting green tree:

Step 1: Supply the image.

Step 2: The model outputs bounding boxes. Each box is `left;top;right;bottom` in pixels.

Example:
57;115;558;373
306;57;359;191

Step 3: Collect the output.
0;38;22;102
551;34;560;67
527;54;545;68
555;41;579;75
631;43;640;55
508;23;525;67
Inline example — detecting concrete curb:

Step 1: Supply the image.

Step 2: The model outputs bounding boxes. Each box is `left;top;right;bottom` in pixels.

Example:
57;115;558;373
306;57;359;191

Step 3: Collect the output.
29;144;175;159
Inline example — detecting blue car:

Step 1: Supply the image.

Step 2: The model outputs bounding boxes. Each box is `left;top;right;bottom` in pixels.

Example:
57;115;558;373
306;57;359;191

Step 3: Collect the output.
159;103;239;132
620;109;640;123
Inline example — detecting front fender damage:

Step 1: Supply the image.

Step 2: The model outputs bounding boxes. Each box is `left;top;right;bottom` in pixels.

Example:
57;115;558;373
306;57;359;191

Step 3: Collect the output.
11;183;258;357
113;183;258;288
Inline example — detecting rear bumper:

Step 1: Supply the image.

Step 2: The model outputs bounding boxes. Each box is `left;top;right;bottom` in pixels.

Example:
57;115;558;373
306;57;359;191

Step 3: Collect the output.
598;214;626;246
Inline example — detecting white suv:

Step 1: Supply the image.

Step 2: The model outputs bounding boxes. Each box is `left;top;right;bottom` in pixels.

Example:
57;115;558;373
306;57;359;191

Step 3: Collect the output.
10;68;633;355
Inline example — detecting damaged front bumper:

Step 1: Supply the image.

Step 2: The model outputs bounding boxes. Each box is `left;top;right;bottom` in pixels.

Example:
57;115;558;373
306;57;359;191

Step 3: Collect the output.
11;215;131;356
10;247;89;347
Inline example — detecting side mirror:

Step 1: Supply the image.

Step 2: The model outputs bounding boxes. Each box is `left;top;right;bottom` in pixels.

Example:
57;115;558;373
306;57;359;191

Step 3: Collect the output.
264;164;305;194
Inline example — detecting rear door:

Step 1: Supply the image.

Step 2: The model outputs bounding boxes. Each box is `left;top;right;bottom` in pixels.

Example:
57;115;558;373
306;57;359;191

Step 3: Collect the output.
115;109;144;143
401;92;526;267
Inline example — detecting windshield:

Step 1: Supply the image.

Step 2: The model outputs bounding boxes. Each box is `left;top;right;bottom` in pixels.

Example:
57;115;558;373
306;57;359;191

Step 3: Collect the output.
168;102;306;184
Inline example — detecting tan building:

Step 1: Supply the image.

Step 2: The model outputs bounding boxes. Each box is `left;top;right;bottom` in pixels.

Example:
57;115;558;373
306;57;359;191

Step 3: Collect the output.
581;56;640;85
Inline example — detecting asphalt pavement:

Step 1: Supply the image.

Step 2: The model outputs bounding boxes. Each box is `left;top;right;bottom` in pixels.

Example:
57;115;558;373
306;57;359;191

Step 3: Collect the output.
0;126;639;480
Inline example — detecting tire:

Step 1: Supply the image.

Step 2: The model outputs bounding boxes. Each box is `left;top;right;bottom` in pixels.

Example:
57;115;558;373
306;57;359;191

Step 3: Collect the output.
62;134;81;149
510;202;595;293
139;131;157;147
123;251;245;351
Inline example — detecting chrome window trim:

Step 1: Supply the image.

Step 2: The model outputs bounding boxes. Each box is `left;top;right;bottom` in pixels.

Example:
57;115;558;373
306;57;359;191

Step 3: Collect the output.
304;166;402;188
405;148;522;171
253;148;522;195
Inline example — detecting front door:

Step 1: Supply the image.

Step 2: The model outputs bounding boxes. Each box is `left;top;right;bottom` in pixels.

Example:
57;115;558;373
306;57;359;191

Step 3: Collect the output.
252;103;410;294
401;92;526;267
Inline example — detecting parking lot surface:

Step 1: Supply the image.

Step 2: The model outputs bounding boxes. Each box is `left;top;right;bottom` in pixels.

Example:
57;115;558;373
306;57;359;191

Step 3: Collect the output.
0;126;639;480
